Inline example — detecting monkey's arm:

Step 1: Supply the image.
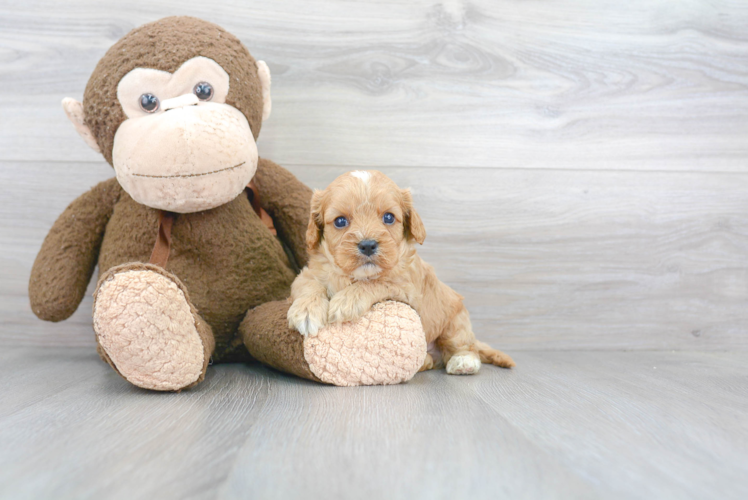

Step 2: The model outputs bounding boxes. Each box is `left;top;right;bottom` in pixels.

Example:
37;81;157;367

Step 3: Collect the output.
29;178;122;322
253;158;313;268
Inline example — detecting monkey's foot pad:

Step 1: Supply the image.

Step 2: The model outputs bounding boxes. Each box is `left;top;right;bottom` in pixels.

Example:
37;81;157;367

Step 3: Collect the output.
304;301;428;386
93;267;206;391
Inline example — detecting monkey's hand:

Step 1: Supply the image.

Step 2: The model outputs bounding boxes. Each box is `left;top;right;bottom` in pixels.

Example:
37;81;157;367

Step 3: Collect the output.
29;178;121;322
328;282;409;324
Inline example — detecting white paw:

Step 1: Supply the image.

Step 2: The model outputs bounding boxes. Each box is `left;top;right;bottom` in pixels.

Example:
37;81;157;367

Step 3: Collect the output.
288;298;328;337
446;353;482;375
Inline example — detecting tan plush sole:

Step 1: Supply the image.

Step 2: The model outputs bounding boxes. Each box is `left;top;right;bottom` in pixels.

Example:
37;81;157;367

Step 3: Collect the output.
303;301;427;386
93;269;205;391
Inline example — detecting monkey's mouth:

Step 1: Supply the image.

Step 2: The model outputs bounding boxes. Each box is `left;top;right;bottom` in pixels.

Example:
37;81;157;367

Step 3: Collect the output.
131;162;245;179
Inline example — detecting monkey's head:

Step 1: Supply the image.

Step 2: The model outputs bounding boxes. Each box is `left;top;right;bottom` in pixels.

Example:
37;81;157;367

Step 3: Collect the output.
63;17;271;213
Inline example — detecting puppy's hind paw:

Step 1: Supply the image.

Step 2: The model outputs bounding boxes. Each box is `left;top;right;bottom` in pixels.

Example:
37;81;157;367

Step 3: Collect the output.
288;298;329;337
446;352;482;375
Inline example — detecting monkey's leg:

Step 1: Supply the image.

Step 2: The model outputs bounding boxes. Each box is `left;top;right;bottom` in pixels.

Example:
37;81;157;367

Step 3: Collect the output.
240;300;427;386
93;263;215;391
239;300;323;383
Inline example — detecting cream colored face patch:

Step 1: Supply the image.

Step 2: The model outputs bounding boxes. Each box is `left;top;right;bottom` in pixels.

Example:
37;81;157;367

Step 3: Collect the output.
117;56;230;118
111;56;259;213
113;103;258;213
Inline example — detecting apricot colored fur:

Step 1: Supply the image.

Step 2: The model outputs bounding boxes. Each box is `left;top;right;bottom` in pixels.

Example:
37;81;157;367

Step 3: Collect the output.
288;171;515;373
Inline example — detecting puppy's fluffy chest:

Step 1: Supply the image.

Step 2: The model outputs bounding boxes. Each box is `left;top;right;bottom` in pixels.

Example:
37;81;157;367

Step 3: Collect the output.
312;249;426;311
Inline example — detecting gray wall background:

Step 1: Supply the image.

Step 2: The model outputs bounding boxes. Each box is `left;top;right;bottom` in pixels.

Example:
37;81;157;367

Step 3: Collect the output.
2;0;747;350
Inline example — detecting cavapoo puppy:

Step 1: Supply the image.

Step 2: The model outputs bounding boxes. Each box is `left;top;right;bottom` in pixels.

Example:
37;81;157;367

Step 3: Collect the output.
287;170;515;375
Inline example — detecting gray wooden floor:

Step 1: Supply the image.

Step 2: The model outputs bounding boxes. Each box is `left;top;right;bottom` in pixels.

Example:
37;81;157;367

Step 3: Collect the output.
1;347;746;500
2;0;748;498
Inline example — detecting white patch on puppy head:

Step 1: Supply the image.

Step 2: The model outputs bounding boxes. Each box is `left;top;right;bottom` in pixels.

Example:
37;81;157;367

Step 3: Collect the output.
350;170;372;184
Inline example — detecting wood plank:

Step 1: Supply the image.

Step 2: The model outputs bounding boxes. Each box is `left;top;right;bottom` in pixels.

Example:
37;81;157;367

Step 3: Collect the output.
1;1;747;171
0;347;274;500
2;348;746;499
3;161;748;350
218;358;602;500
220;350;748;500
475;351;748;500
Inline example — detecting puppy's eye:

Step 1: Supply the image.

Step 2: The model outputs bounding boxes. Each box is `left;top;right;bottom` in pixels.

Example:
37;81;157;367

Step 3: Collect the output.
334;216;348;228
382;212;396;225
193;82;214;101
139;93;160;113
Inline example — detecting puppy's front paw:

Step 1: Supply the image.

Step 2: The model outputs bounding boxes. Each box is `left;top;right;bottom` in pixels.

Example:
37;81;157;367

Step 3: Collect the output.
288;296;329;337
327;291;371;324
446;352;482;375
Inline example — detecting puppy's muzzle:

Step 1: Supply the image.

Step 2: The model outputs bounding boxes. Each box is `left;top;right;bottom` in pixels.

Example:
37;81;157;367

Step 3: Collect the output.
358;239;378;257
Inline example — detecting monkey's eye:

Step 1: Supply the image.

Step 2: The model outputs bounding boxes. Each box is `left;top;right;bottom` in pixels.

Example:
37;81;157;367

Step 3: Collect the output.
382;212;396;225
334;216;349;229
193;82;214;101
139;93;160;113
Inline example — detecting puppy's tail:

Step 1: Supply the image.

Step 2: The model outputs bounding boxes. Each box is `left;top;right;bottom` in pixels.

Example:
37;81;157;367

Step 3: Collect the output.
475;341;516;368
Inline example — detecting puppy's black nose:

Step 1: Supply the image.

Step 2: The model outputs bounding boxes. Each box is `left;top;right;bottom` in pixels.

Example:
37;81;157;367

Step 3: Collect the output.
358;239;378;256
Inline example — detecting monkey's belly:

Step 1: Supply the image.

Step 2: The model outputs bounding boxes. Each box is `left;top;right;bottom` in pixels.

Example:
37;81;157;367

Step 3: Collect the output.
98;194;296;360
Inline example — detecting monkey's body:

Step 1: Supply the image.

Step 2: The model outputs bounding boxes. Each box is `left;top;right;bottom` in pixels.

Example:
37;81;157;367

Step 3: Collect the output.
96;165;296;361
30;157;311;389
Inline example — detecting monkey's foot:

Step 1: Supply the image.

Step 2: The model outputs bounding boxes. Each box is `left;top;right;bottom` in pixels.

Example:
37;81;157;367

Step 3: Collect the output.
93;264;212;391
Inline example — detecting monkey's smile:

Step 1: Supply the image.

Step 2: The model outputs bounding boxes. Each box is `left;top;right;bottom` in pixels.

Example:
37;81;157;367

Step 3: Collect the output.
131;162;245;179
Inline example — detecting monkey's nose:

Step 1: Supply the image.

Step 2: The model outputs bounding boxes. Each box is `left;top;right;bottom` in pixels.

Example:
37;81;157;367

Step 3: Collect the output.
358;240;378;256
161;93;199;111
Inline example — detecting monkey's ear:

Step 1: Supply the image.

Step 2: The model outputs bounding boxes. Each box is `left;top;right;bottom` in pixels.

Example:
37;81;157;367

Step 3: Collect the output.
306;189;325;250
401;188;426;245
256;61;272;122
62;98;101;154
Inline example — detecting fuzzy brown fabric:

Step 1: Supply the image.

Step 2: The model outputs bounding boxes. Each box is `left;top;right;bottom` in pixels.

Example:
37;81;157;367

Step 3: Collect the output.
240;301;323;383
254;158;313;269
84;16;265;165
29;178;123;321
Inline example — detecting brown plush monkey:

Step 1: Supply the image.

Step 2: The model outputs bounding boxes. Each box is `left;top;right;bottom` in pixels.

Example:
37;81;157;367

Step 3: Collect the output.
29;17;426;390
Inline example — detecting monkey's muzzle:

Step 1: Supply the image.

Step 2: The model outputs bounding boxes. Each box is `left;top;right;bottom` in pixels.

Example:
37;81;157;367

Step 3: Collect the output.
112;102;258;213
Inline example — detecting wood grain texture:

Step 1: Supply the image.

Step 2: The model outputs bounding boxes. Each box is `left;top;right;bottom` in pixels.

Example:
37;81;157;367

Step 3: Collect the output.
0;347;746;500
1;0;747;171
4;161;748;350
3;1;748;350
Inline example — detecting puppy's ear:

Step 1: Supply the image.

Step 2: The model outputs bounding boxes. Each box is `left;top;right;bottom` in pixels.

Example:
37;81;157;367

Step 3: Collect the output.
306;189;325;250
401;188;426;244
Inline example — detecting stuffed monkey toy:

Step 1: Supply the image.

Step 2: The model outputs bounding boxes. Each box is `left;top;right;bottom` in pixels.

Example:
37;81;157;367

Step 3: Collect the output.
29;17;426;391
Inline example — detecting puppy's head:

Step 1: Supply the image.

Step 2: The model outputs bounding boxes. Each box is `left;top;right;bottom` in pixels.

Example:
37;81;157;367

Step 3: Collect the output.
307;170;426;280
